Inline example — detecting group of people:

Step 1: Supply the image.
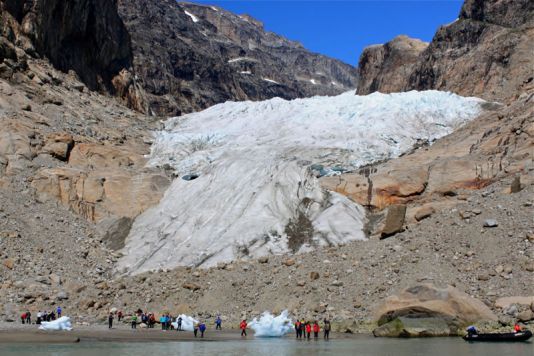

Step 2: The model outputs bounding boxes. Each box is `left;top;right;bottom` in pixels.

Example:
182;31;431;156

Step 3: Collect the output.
20;306;62;325
294;319;331;340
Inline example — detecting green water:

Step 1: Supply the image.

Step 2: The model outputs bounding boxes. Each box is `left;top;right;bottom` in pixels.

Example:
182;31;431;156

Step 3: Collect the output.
0;337;532;355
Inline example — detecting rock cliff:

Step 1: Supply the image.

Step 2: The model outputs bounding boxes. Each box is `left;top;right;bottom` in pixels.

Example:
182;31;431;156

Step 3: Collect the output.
357;0;534;102
117;0;358;116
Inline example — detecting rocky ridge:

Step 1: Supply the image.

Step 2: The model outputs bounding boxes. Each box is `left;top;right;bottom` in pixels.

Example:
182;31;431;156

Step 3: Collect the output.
357;0;534;103
117;0;358;116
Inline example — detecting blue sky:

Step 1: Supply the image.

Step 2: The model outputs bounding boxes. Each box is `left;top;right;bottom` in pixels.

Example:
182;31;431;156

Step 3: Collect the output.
193;0;464;65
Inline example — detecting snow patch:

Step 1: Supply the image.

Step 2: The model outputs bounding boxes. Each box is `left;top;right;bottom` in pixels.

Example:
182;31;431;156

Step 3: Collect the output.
39;316;72;331
118;90;484;273
250;311;293;337
240;71;252;75
310;79;317;85
210;6;218;12
262;78;279;84
184;10;199;23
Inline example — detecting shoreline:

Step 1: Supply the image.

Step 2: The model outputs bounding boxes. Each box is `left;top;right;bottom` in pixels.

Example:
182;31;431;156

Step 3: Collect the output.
0;324;365;344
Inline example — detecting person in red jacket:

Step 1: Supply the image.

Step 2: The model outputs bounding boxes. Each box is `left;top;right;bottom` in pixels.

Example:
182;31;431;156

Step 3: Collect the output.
313;321;320;339
514;323;522;333
305;322;311;340
240;319;247;336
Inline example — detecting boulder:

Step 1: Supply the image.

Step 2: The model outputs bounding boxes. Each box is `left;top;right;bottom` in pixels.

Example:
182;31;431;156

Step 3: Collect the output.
374;284;497;337
42;133;74;161
510;176;522;193
373;317;452;337
3;258;14;270
381;204;406;238
309;271;320;280
182;283;201;291
414;206;435;222
97;216;133;250
282;259;295;267
517;310;534;322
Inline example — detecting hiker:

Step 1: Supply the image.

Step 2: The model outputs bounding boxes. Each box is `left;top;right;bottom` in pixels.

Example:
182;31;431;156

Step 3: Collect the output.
131;314;138;329
193;321;199;337
36;311;42;325
323;319;331;340
240;319;247;336
117;310;123;322
149;314;156;328
299;319;305;339
514;323;522;333
215;315;222;330
25;311;31;324
56;306;62;318
313;321;320;339
305;322;311;340
294;320;301;339
199;321;207;338
21;312;26;325
108;312;114;329
177;316;182;331
42;311;48;322
50;311;56;321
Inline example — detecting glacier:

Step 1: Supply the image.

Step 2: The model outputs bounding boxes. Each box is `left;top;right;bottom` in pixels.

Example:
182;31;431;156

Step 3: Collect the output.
117;90;484;274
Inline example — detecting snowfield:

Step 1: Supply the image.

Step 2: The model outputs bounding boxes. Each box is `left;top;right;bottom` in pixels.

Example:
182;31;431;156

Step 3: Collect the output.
117;90;484;274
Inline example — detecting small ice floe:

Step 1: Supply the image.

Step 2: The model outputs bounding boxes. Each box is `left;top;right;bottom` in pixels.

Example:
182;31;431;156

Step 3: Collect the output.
39;316;72;331
249;311;293;337
171;314;198;331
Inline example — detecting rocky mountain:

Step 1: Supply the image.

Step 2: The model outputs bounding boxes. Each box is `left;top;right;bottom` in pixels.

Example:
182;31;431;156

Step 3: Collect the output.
117;0;358;116
357;0;534;103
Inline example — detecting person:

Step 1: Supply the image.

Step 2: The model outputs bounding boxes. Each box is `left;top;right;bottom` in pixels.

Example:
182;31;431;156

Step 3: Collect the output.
313;321;320;339
36;311;42;325
160;315;166;330
177;316;182;331
25;311;31;324
323;319;331;340
50;311;56;321
108;312;114;329
21;312;26;325
42;311;48;322
466;325;478;336
299;319;305;339
305;322;311;340
131;314;138;329
56;306;62;318
193;321;199;337
514;323;522;333
199;321;206;338
294;319;301;339
215;315;222;330
149;314;156;328
117;310;123;322
240;319;247;336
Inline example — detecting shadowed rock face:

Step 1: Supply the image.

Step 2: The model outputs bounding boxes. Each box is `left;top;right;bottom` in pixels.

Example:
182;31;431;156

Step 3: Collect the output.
117;0;358;116
357;0;534;102
0;0;133;93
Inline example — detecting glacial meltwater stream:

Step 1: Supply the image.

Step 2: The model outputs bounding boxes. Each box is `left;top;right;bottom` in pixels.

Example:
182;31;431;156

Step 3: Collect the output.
0;337;532;356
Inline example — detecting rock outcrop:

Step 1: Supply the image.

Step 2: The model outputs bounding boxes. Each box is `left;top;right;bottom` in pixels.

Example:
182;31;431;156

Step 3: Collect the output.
373;284;498;336
0;0;133;93
357;36;427;95
117;0;358;116
357;0;534;103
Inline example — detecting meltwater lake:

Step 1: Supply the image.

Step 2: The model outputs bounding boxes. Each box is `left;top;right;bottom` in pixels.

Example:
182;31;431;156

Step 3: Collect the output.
0;336;532;356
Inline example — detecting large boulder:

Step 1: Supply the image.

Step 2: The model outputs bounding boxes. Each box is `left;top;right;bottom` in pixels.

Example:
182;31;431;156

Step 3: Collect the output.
381;204;406;238
374;284;497;337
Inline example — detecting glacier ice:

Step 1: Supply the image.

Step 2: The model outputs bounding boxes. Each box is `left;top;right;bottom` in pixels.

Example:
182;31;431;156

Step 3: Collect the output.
39;316;73;331
249;311;293;337
171;314;198;331
117;90;484;273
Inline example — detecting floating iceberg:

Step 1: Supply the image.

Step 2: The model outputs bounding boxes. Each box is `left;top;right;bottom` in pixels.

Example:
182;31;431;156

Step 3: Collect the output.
118;90;485;273
249;311;293;337
39;316;72;331
171;314;198;332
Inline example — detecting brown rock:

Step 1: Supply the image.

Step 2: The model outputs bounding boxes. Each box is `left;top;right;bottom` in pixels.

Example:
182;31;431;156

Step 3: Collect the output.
309;271;320;280
42;133;74;161
517;310;534;322
3;258;14;270
282;259;295;267
381;204;406;238
414;206;435;222
258;256;269;264
510;176;522;193
182;282;201;291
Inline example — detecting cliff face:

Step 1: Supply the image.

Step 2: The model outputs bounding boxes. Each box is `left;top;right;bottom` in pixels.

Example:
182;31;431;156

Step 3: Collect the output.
357;0;534;102
117;0;358;116
357;36;427;95
0;0;133;93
